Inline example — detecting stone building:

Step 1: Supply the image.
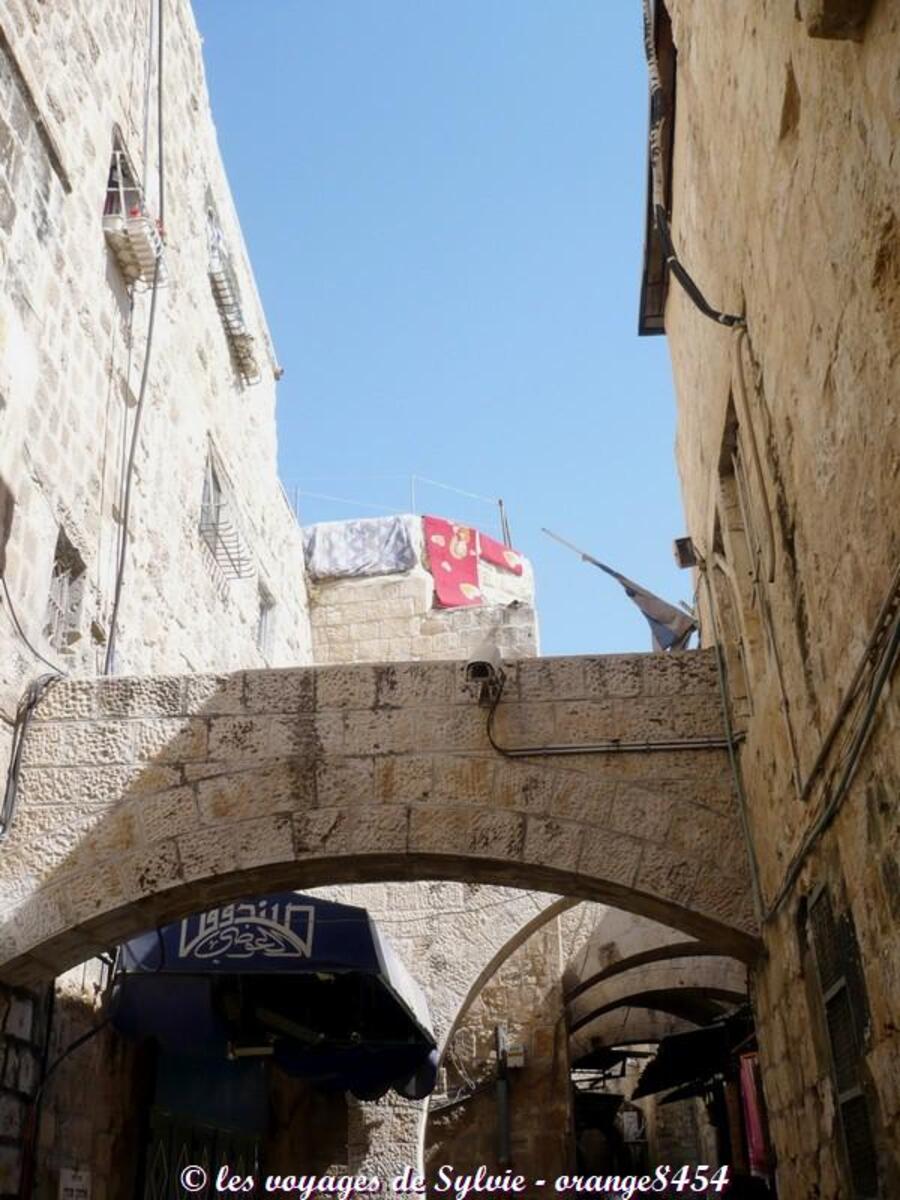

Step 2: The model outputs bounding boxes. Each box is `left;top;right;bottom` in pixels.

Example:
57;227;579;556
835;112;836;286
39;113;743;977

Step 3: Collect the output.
645;0;900;1194
0;0;897;1197
0;0;551;1189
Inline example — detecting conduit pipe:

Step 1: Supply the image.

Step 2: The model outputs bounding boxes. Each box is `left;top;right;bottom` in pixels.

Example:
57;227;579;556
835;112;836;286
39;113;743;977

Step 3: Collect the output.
732;327;776;584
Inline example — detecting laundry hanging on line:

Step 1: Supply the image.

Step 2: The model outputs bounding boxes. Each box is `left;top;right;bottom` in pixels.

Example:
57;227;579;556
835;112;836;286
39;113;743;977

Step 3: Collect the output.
478;530;524;577
423;516;525;608
303;515;417;581
423;515;482;607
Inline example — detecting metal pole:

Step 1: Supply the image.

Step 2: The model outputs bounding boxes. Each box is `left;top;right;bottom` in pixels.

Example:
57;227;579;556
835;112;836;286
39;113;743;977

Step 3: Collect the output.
495;1023;511;1167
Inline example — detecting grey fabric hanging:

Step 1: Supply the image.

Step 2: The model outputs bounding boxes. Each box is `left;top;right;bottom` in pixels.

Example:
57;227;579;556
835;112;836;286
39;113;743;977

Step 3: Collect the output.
303;516;417;581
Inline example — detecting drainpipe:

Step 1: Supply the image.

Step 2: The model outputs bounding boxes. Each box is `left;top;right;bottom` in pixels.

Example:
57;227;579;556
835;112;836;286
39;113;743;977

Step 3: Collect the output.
495;1024;511;1168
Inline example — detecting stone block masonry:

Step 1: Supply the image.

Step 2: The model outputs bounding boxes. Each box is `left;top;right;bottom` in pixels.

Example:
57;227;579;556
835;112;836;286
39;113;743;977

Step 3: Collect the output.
0;0;314;729
307;515;539;666
0;650;759;984
664;0;900;1192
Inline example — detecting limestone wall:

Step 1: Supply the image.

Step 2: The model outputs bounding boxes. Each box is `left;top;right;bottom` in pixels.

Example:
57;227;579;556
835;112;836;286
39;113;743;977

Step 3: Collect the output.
426;921;573;1180
0;1;315;1191
663;0;899;1192
0;0;313;723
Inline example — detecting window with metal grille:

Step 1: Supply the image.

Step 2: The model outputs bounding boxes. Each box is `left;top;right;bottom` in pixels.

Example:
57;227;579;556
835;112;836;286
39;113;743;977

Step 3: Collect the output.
206;191;260;386
102;132;165;287
638;0;676;336
808;887;879;1198
43;529;86;652
256;582;275;660
199;455;254;581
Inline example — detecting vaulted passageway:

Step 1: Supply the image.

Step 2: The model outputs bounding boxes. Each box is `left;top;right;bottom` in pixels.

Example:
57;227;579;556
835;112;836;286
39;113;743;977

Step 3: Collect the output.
0;651;759;982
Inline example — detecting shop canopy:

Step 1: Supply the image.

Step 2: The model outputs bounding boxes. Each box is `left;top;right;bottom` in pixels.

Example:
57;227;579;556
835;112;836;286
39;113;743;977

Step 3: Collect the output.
109;891;438;1101
631;1010;754;1100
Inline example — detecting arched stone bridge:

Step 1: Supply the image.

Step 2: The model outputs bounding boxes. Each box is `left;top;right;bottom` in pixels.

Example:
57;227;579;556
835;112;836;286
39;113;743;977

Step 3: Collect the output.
0;651;760;982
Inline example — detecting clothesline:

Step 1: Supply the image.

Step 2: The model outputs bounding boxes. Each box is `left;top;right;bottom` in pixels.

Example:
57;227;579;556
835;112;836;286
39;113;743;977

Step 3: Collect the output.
285;474;503;512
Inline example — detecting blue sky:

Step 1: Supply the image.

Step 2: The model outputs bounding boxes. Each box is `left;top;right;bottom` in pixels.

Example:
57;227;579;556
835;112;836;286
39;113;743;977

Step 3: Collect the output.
193;1;690;656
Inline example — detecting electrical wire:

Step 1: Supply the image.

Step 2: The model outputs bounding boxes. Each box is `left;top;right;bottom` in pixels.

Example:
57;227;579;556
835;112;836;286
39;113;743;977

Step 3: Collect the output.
641;0;744;328
104;0;165;675
732;327;776;583
485;674;731;758
0;573;64;675
31;1016;112;1107
764;588;900;920
1;674;63;843
698;562;764;924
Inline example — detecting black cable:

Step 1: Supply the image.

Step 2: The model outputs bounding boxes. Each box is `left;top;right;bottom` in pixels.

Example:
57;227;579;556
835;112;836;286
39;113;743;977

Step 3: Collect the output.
655;206;744;328
485;675;732;758
31;1016;112;1106
1;674;62;843
486;676;511;758
765;607;900;920
0;573;64;675
104;0;165;675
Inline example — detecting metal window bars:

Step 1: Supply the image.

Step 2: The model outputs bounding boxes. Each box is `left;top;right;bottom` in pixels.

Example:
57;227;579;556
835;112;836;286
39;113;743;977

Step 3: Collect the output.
199;457;255;581
44;568;72;652
102;147;166;288
208;209;261;386
43;538;85;651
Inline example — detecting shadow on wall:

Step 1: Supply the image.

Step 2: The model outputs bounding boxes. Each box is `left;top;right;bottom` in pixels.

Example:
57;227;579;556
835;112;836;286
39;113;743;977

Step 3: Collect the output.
0;474;14;574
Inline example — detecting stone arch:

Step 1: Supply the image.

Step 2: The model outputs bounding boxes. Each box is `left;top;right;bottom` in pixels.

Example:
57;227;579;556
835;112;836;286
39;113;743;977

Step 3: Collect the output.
0;656;761;982
567;955;749;1033
563;907;717;996
570;1008;698;1060
566;941;726;1001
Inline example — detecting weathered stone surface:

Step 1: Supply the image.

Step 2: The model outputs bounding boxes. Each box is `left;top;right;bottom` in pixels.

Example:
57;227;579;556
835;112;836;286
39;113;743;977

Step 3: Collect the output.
665;0;900;1190
0;652;761;980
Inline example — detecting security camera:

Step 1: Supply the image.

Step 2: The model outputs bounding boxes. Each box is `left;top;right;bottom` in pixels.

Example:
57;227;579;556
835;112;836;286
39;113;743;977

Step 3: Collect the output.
464;640;506;706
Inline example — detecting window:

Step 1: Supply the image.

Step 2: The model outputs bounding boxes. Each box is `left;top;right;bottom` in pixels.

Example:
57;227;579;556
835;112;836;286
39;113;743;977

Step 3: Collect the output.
806;887;878;1198
638;0;677;335
206;191;260;385
102;131;164;287
256;582;276;660
43;529;85;652
199;453;254;580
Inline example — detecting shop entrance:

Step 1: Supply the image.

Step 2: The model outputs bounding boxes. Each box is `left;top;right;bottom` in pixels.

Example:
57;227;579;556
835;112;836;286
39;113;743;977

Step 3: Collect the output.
141;1109;261;1199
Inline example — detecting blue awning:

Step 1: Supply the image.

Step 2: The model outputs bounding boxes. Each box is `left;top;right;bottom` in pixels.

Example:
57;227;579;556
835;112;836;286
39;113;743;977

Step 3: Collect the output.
109;892;438;1101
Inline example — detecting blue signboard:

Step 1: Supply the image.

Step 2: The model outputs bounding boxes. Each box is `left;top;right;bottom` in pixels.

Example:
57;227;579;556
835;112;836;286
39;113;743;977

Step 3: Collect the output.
119;892;381;975
109;891;438;1100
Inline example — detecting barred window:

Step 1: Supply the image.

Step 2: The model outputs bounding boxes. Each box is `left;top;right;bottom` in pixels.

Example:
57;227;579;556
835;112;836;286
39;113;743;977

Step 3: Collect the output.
199;454;254;580
102;131;164;287
44;529;85;652
807;887;878;1198
206;191;260;386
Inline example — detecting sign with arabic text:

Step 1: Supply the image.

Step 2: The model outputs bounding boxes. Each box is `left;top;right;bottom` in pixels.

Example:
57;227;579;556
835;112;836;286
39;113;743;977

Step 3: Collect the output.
177;897;316;965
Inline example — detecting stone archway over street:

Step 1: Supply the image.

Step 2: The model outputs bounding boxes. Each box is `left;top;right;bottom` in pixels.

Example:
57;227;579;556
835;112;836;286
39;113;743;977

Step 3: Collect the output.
0;651;760;982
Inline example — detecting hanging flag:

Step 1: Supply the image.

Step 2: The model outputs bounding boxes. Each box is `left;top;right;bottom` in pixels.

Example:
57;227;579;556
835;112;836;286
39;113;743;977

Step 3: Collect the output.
542;528;697;651
478;531;524;577
611;569;696;651
423;516;482;607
